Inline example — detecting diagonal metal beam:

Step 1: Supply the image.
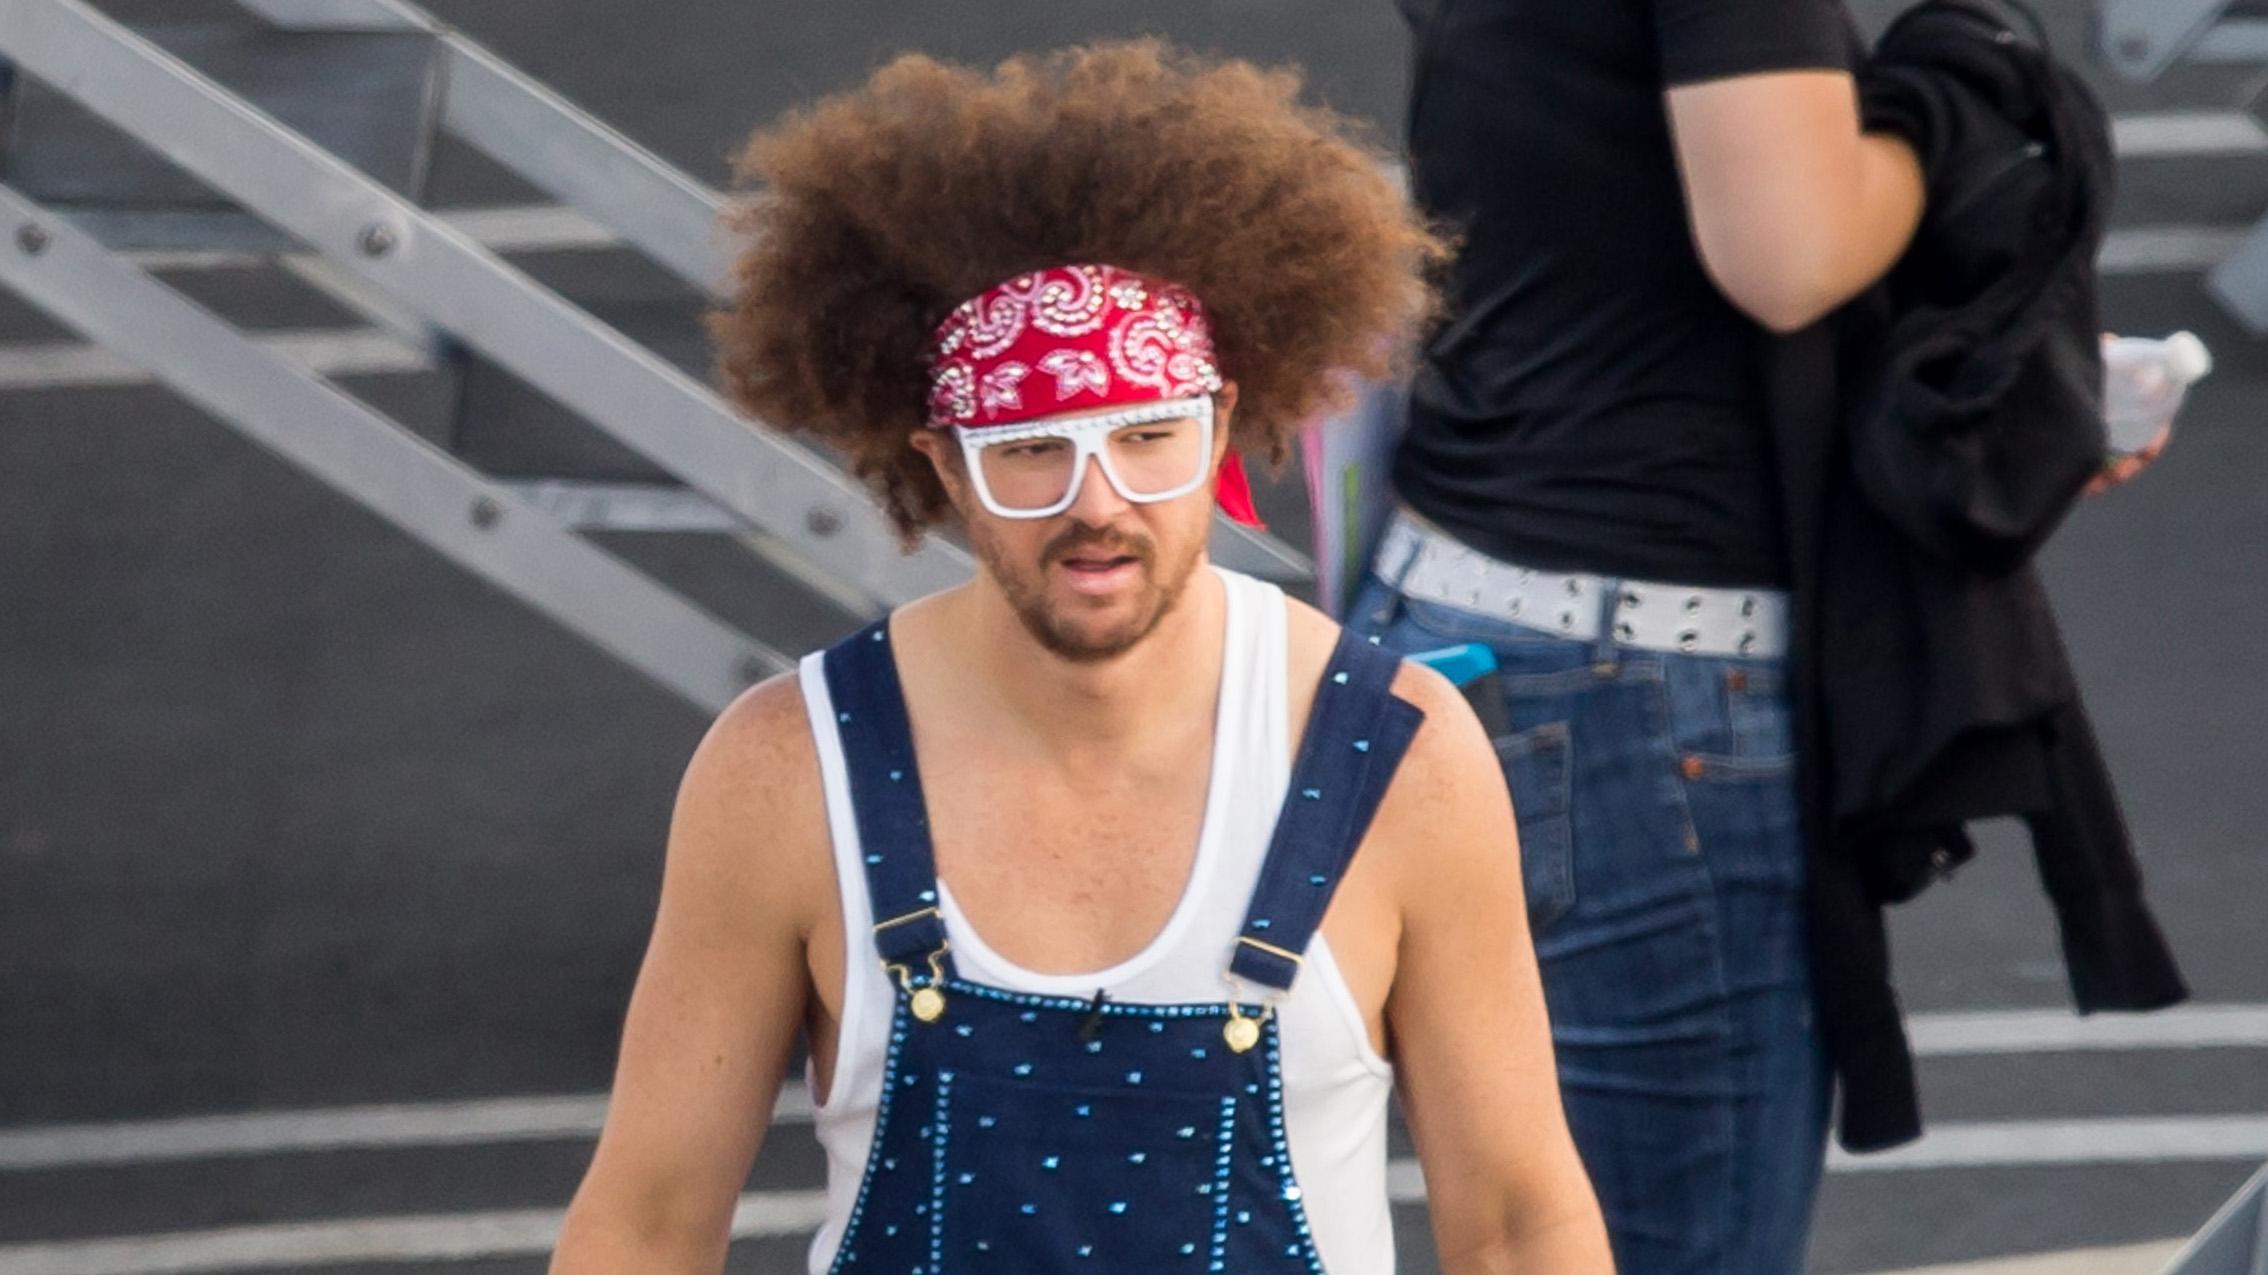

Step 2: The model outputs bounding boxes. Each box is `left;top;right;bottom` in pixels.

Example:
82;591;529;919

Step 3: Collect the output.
229;0;1315;585
236;0;730;296
0;180;788;710
0;0;972;614
2100;0;2237;82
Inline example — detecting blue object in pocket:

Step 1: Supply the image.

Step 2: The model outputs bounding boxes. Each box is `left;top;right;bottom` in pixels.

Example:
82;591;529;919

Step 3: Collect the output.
1408;643;1511;739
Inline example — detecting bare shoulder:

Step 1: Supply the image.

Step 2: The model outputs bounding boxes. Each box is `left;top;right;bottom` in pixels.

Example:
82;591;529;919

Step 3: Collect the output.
665;669;833;939
1278;595;1509;864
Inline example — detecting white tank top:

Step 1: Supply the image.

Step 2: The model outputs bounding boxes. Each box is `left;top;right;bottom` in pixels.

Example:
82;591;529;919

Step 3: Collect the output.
796;567;1396;1273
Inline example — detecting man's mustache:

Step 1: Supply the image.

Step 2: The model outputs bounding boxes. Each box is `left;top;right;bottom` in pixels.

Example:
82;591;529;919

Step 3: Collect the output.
1042;524;1155;565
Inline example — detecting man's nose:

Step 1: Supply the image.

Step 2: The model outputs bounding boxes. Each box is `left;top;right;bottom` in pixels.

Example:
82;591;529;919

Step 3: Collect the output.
1063;452;1132;522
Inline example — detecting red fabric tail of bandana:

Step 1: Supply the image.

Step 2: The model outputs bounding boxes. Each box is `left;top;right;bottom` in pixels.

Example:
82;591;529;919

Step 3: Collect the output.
1216;451;1265;528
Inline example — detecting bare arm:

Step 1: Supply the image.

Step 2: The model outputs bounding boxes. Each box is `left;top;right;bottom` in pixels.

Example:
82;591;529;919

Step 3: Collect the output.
550;677;825;1273
1379;666;1613;1274
1667;69;1925;333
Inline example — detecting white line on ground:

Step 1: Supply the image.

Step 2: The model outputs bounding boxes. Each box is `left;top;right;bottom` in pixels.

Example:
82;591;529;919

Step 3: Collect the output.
1907;1003;2268;1055
2;1114;2257;1273
0;1149;2228;1275
1857;1239;2186;1275
0;1088;813;1171
0;1193;829;1275
2100;223;2254;274
1826;1115;2268;1173
5;1005;2263;1170
2112;110;2268;158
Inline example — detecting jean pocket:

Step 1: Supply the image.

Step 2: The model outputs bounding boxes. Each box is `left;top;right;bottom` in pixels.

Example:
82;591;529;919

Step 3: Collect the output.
1719;663;1794;767
1499;721;1574;931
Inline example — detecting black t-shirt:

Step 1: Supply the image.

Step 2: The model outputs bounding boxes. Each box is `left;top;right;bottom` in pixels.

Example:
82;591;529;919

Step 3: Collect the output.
1395;0;1860;588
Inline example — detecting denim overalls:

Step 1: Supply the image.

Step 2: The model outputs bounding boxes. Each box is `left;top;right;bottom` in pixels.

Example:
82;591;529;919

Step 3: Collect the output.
818;619;1421;1274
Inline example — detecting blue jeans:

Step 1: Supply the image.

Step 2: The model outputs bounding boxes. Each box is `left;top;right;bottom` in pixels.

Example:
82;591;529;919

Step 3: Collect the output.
1347;575;1831;1275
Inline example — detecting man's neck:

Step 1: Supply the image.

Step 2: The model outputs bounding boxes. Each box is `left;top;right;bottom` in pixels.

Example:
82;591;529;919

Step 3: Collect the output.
943;564;1228;760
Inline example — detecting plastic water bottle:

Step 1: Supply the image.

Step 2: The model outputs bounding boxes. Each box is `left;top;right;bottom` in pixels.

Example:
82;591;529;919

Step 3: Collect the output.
2102;331;2212;456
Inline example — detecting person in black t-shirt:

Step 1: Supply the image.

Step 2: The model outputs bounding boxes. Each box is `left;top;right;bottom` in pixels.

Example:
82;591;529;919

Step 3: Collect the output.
1350;1;1922;1272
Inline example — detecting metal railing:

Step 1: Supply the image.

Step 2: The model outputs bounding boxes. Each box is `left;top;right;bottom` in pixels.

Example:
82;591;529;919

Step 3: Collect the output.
2101;0;2268;333
0;0;1313;712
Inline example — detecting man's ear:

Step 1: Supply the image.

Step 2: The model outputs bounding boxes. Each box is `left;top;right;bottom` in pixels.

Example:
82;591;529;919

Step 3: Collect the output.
907;428;967;508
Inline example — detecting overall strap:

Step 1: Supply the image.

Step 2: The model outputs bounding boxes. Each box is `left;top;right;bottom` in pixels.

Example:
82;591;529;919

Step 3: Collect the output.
1230;631;1425;993
820;620;951;970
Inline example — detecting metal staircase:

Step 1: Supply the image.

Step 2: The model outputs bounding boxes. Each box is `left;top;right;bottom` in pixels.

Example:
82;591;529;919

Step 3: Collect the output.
0;0;1311;713
2101;0;2268;335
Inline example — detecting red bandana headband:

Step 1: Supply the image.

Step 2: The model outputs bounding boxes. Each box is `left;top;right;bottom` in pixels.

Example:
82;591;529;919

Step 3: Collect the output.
925;264;1262;526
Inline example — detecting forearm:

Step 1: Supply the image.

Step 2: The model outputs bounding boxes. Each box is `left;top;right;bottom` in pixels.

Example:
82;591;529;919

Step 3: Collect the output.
549;1195;728;1275
1434;1195;1615;1275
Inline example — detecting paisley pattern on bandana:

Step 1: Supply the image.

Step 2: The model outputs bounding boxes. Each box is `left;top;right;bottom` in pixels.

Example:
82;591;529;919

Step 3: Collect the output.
925;264;1224;429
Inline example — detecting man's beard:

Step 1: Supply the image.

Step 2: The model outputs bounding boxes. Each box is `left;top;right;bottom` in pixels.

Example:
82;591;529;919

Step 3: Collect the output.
971;519;1202;663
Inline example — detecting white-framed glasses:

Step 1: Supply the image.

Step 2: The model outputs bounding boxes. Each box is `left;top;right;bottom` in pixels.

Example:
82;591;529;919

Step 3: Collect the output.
954;395;1215;519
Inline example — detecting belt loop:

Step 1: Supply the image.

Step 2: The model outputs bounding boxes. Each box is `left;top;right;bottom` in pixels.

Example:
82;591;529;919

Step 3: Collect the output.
1589;576;1623;667
1374;510;1426;629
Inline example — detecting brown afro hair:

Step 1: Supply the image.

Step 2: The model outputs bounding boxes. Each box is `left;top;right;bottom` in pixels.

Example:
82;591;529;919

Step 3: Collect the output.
708;40;1451;544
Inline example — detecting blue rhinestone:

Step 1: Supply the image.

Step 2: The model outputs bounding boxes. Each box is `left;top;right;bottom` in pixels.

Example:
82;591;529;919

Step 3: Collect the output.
1286;1244;1301;1257
1043;1155;1060;1170
837;711;851;723
1149;1021;1166;1034
1191;1047;1208;1059
1182;1242;1197;1254
1353;739;1371;752
1253;918;1271;930
1108;1201;1128;1215
958;1171;975;1185
1020;1011;1038;1023
977;1242;990;1253
979;1115;996;1128
871;629;885;641
1237;1211;1252;1224
956;1025;974;1038
1021;1203;1038;1216
1333;670;1350;684
1076;1104;1092;1117
1367;634;1382;644
865;854;884;865
1079;1245;1093;1257
1086;1040;1103;1053
884;1157;897;1170
1125;1071;1143;1084
1013;1063;1033;1076
1177;1126;1196;1138
1129;1152;1147;1164
1301;787;1322;800
1196;1183;1212;1195
885;1224;898;1236
919;889;936;903
1309;874;1327;886
889;770;902;782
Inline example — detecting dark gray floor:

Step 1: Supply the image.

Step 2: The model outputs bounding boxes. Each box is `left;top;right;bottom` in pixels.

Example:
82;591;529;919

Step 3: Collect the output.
3;1;2265;1272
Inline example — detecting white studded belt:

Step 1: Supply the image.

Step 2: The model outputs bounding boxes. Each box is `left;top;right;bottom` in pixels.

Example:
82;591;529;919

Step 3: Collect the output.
1376;511;1791;660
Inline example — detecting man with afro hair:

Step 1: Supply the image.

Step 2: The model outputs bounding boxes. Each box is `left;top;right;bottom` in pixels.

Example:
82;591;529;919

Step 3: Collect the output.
552;41;1609;1275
